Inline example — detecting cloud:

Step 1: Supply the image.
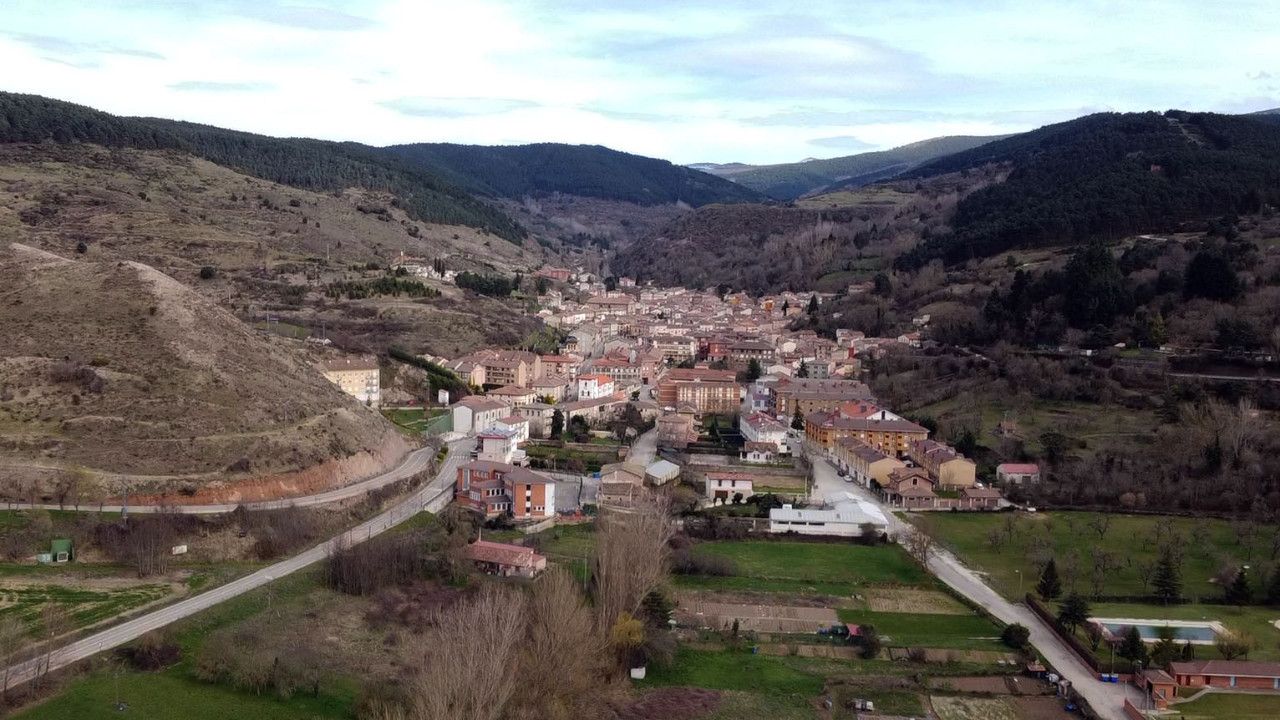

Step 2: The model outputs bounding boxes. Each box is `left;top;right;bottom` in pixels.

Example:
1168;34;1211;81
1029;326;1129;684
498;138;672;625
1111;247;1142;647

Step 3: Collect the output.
807;135;875;152
169;81;275;92
4;32;164;61
379;96;540;118
1248;70;1273;81
231;4;377;31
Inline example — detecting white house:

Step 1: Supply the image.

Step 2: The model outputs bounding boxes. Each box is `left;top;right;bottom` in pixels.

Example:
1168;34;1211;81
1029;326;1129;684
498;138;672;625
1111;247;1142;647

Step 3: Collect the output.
476;427;527;465
576;373;615;400
705;472;754;503
769;500;887;537
493;415;530;444
997;463;1041;485
741;412;791;455
450;396;509;435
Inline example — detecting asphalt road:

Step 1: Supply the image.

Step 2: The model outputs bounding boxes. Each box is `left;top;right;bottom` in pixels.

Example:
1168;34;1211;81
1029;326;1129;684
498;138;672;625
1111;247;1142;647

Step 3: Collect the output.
626;427;658;466
2;439;469;690
4;446;442;515
807;450;1142;720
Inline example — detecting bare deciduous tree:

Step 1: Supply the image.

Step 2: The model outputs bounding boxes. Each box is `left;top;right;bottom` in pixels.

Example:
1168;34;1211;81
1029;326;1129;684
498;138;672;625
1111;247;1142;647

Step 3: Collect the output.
507;568;610;720
407;585;527;720
903;522;936;566
591;494;675;637
0;614;28;701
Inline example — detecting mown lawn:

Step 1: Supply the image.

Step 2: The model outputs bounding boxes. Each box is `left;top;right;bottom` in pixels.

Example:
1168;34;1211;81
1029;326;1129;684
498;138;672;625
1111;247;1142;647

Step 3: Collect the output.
1175;691;1280;720
643;646;833;699
835;609;1003;650
688;540;929;588
921;511;1274;600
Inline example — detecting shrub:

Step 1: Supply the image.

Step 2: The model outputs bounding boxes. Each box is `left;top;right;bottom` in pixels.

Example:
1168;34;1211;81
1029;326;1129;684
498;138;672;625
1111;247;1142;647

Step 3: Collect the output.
1001;623;1031;650
670;548;737;576
199;266;217;280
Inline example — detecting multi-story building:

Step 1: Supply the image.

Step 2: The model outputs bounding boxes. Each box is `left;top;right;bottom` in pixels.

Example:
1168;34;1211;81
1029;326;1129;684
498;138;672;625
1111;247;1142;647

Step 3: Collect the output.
833;438;905;487
805;411;929;456
476;427;527;465
486;385;540;406
657;411;698;449
320;355;381;407
907;439;976;489
455;460;555;519
651;336;697;364
449;396;509;434
740;412;791;455
589;356;645;387
576;373;615;400
773;377;876;418
656;368;741;414
451;349;542;388
539;354;582;379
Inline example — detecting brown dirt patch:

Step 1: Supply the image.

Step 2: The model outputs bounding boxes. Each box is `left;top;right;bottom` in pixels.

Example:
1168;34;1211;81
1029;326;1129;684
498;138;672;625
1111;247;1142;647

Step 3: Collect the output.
862;587;969;614
1007;695;1078;719
676;599;838;633
610;688;721;720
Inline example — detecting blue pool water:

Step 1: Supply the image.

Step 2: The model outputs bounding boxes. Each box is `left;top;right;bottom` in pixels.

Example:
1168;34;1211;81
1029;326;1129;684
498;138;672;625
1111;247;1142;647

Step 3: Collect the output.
1101;622;1217;642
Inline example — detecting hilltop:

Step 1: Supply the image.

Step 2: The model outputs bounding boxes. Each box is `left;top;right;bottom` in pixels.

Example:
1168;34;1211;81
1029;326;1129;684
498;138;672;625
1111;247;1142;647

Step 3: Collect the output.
692;135;1003;199
385;142;762;206
0;244;407;501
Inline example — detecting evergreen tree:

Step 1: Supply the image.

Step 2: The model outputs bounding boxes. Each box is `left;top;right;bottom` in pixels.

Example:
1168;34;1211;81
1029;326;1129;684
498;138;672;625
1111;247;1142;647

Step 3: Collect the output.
806;295;818;314
1267;567;1280;606
1152;551;1182;604
1057;593;1091;632
781;300;789;314
796;360;810;378
742;358;763;383
791;407;805;431
1224;568;1252;606
1037;558;1063;600
550;409;564;440
1117;625;1149;665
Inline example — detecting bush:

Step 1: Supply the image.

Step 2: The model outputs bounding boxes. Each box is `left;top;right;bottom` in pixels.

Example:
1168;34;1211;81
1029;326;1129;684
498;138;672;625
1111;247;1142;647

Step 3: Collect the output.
670;548;737;576
119;631;181;670
199;265;217;280
1001;623;1031;650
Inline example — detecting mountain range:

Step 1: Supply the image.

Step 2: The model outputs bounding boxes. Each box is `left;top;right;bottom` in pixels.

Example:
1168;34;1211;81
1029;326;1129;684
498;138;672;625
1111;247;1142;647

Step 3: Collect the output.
689;135;1006;200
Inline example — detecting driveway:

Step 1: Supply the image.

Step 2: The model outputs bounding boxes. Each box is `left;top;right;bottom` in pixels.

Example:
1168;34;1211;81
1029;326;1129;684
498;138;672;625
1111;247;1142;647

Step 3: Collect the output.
807;450;1141;720
1;438;471;691
626;427;658;466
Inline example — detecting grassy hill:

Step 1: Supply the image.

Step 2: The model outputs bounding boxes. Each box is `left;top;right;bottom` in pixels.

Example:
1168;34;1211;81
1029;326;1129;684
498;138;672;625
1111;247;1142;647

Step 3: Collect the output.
384;142;762;206
0;244;407;500
693;135;1004;200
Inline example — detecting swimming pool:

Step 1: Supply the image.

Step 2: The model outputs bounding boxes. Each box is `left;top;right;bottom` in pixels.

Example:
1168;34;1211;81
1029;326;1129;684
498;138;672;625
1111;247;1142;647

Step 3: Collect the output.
1091;617;1224;645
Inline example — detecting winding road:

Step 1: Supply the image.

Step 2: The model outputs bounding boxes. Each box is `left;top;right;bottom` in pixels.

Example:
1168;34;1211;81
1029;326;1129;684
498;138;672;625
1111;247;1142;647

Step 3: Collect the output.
1;438;470;691
4;446;443;515
807;450;1143;720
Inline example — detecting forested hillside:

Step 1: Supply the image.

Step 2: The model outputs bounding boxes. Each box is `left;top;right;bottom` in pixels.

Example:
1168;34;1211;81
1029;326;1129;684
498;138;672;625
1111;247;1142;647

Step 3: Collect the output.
696;135;1003;199
384;142;762;206
0;92;527;242
897;111;1280;267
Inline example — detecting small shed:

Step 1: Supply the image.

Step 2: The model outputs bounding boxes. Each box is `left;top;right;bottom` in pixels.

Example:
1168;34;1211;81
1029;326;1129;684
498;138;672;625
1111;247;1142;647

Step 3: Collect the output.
50;538;73;564
645;459;681;485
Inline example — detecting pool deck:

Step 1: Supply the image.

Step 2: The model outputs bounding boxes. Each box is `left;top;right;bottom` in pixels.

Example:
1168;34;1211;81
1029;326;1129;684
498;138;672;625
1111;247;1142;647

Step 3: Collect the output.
1091;617;1226;645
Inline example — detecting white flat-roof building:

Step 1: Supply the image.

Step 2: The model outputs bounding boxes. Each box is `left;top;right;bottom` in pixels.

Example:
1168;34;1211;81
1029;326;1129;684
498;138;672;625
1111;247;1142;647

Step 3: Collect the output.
769;500;888;537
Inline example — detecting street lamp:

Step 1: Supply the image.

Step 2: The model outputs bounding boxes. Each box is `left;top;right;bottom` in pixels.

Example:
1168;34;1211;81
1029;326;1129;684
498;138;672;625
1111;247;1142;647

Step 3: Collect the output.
1014;569;1023;599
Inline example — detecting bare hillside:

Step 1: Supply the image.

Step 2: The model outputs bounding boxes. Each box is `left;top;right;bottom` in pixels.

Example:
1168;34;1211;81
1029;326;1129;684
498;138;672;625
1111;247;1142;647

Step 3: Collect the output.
0;244;408;502
0;143;544;356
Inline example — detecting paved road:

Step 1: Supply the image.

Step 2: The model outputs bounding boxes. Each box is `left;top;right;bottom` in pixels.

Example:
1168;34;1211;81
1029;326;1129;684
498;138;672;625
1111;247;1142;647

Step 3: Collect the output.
4;446;441;515
807;450;1142;720
1;439;469;691
626;427;658;466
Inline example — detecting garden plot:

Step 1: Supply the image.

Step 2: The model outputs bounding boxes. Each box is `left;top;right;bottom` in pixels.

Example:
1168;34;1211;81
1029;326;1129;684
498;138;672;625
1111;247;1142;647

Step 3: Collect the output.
0;578;174;633
676;599;837;634
931;696;1020;720
861;587;969;614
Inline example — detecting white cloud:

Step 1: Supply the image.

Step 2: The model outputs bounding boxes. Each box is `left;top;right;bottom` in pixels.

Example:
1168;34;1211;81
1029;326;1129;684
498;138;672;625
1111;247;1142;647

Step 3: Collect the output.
0;0;1277;164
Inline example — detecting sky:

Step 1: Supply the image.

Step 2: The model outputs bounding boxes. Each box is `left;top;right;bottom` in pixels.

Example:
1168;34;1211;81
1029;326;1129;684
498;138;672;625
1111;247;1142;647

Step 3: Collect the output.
1;1;1278;165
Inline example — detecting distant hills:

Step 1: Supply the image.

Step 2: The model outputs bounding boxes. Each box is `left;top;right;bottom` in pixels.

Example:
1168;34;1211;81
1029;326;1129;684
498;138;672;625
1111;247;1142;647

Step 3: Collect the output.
897;110;1280;267
691;135;1005;200
385;143;762;207
0;92;759;249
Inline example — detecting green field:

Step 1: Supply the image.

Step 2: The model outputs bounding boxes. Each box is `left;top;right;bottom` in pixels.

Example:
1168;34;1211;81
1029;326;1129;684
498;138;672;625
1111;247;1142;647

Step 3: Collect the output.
380;406;447;433
682;540;928;594
921;511;1273;600
0;583;172;635
16;571;348;720
835;609;1003;650
1175;691;1280;720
